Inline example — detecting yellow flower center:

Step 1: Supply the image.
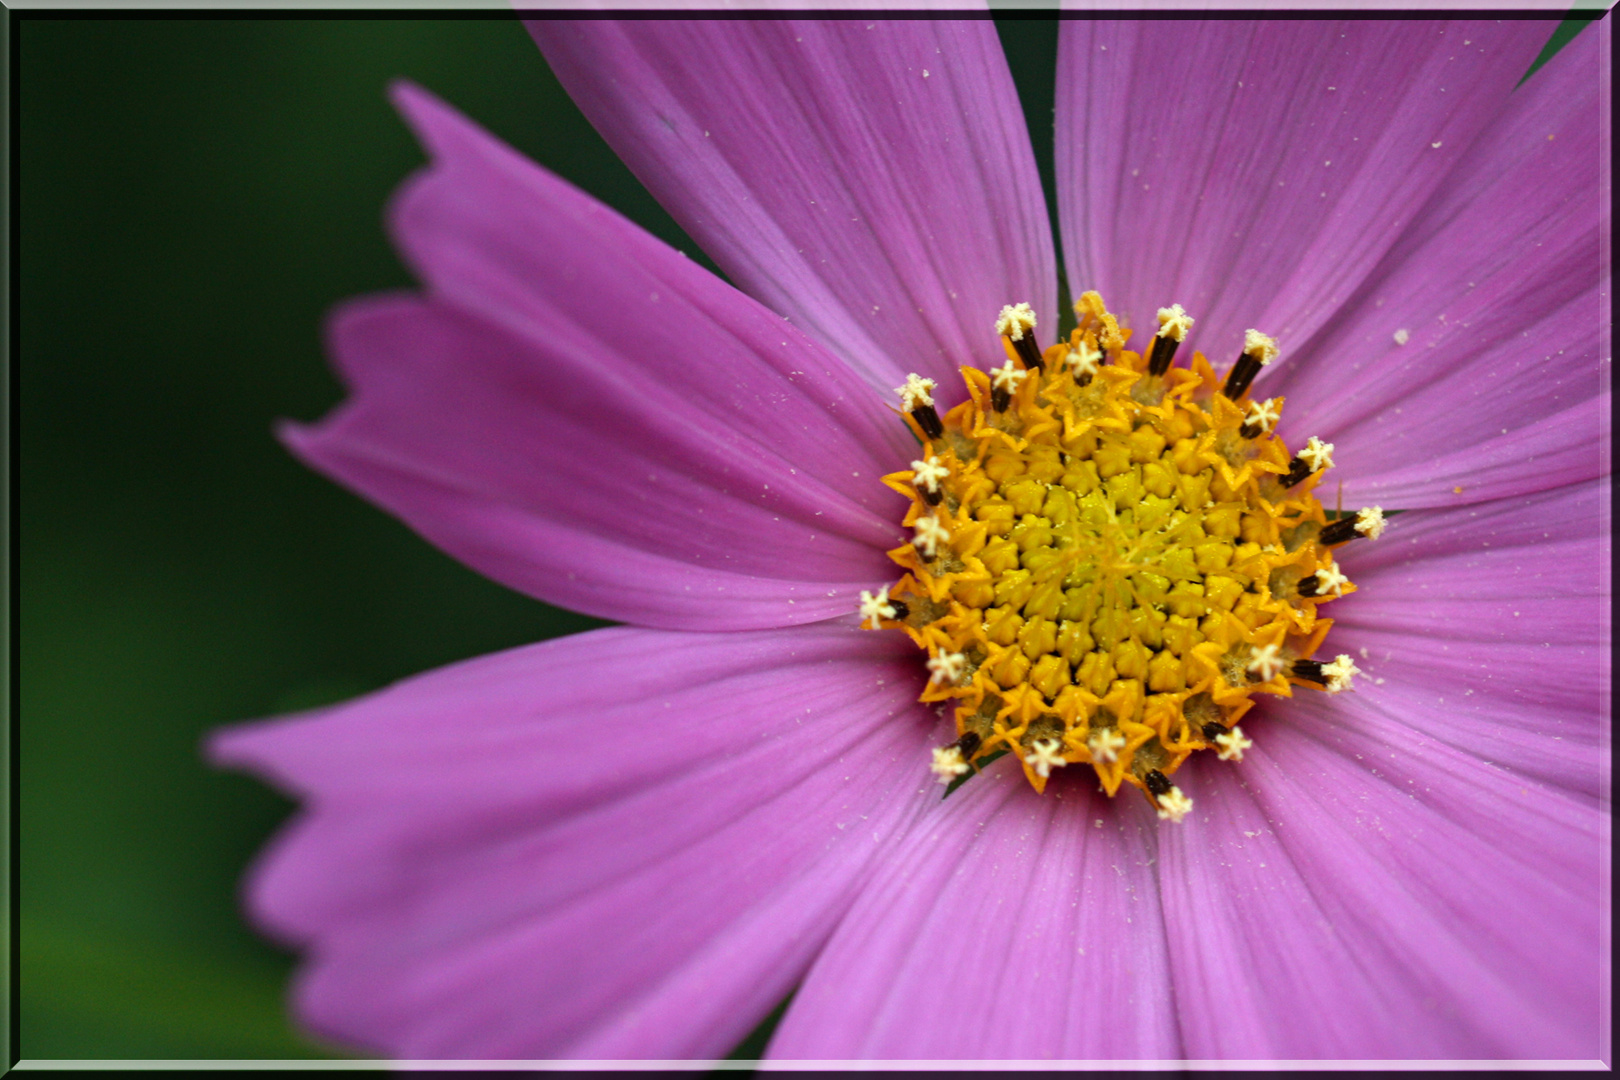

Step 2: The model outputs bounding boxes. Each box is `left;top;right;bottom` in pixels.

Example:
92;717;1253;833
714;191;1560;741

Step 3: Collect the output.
865;291;1382;820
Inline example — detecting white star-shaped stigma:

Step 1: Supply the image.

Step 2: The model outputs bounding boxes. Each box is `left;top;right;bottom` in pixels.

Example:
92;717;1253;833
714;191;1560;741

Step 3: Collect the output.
894;373;936;411
1313;562;1350;597
1245;397;1281;434
991;359;1028;393
1322;653;1362;693
857;587;898;630
927;650;969;685
1299;436;1335;473
995;302;1037;340
1156;786;1194;823
930;746;969;783
1355;506;1387;540
1156;303;1195;341
913;516;950;558
1247;643;1285;682
1087;728;1127;764
1067;338;1102;377
1215;726;1253;762
1022;738;1067;779
910;455;949;494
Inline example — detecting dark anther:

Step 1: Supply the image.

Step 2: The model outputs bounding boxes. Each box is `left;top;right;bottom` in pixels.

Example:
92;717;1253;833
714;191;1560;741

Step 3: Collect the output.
1010;334;1044;372
1223;352;1264;400
911;404;944;440
1319;516;1360;546
1239;420;1264;440
1201;722;1225;741
1146;335;1180;376
954;731;982;759
920;487;942;507
1144;769;1172;798
991;385;1011;413
1279;457;1311;488
1297;574;1322;598
888;600;910;621
1291;659;1326;683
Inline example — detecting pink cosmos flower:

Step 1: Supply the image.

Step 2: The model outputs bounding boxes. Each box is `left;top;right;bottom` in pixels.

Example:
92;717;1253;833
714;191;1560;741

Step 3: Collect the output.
211;20;1610;1061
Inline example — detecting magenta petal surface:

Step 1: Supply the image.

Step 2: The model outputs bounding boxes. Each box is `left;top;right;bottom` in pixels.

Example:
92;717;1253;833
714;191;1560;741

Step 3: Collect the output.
291;84;920;632
532;20;1057;394
210;620;935;1059
1057;21;1548;368
1158;482;1607;1056
1272;23;1608;508
1323;479;1609;801
1159;715;1602;1059
770;763;1180;1059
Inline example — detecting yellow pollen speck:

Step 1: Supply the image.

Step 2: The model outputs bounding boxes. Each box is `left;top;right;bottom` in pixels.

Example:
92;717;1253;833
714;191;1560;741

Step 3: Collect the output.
868;291;1360;814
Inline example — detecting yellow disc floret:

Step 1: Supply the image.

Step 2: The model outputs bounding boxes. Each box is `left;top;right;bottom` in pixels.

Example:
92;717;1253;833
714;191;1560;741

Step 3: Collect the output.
870;291;1380;818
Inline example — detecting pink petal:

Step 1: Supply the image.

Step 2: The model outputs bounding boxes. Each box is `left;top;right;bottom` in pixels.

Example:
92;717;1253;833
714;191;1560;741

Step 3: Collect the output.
1159;716;1603;1059
1157;479;1608;1057
1324;479;1609;799
209;620;936;1059
531;20;1057;395
1056;21;1548;370
770;763;1181;1059
293;84;920;632
1271;21;1609;508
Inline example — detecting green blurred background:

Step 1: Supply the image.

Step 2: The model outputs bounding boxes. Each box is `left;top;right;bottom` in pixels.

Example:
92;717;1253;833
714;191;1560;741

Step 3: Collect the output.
15;14;1587;1061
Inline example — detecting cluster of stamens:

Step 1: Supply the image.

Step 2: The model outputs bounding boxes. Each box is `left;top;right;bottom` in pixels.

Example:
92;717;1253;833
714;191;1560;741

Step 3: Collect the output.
860;292;1384;822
